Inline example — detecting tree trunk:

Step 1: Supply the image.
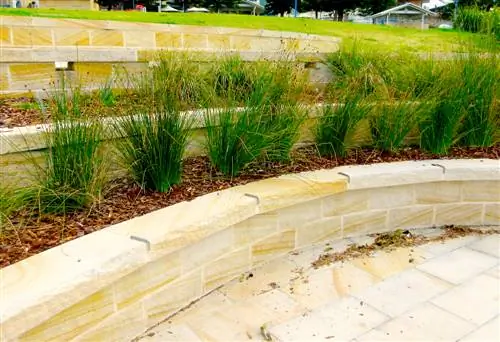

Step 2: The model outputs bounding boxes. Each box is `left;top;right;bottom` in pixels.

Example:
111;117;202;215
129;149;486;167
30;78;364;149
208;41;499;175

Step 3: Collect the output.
315;9;318;19
337;8;344;22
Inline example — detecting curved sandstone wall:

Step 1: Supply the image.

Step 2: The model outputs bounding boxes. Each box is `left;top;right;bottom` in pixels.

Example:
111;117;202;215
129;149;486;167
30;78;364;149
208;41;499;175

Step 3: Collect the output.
0;16;340;93
1;159;498;341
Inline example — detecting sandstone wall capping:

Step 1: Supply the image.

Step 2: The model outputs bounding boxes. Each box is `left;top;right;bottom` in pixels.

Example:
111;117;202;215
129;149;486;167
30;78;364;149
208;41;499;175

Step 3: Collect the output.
0;104;326;156
0;16;339;93
1;160;498;341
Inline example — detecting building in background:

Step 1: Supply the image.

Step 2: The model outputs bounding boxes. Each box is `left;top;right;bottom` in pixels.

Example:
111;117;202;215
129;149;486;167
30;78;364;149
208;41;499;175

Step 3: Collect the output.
371;2;436;29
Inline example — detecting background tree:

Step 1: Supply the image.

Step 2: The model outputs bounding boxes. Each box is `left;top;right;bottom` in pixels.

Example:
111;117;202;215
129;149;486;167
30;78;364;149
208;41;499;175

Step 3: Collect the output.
265;0;295;15
358;0;396;15
301;0;328;18
329;0;361;21
204;0;241;12
94;0;122;10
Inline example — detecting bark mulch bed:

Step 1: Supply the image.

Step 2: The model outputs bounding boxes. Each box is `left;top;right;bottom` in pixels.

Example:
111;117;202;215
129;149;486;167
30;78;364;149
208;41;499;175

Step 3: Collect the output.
0;97;45;129
1;145;498;268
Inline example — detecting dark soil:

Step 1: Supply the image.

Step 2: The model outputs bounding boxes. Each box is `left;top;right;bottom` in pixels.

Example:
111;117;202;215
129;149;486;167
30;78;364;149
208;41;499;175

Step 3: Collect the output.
1;145;499;268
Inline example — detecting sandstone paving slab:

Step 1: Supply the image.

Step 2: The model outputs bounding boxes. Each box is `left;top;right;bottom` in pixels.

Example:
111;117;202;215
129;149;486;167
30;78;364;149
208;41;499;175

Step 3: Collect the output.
468;234;500;258
140;232;499;342
356;302;476;342
161;290;234;325
486;263;500;279
185;289;304;341
352;268;451;318
417;246;498;284
285;239;352;267
219;257;298;302
349;247;431;280
431;273;499;325
144;324;202;341
459;315;500;342
415;235;480;256
269;296;389;341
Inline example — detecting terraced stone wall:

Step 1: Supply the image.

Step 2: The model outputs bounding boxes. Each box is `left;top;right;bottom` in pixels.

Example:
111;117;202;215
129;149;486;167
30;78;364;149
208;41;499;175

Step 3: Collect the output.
0;16;340;94
1;159;498;341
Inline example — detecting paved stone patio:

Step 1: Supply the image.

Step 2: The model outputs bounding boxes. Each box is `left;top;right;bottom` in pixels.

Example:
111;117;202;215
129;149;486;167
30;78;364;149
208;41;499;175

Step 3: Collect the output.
140;229;499;341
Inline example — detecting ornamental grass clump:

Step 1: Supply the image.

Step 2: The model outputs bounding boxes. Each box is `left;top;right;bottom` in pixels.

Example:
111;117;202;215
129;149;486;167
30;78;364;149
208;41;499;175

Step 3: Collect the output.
16;77;108;214
204;58;306;176
315;91;371;158
211;55;255;104
115;106;193;192
369;100;420;153
20;116;107;214
457;53;498;147
418;60;467;154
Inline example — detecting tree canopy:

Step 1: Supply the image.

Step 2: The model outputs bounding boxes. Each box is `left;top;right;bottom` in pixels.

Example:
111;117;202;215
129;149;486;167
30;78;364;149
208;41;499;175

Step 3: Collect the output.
267;0;399;19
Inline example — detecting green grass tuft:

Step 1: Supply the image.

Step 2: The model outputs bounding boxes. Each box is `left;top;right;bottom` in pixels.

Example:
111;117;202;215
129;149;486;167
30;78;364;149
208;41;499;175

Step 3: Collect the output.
21;117;107;214
369;101;419;153
115;107;193;193
315;93;371;158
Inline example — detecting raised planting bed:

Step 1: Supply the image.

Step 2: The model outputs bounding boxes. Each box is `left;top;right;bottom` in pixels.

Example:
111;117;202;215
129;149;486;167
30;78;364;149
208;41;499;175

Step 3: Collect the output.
1;145;499;267
1;159;498;341
1;45;498;265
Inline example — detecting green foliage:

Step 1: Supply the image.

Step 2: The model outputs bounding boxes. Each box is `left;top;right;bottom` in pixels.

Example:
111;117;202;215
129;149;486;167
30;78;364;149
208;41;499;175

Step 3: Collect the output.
326;46;395;98
358;0;396;15
48;81;86;119
211;56;255;104
315;94;371;158
22;116;107;214
205;107;268;177
419;99;464;155
458;53;498;147
99;79;116;107
369;101;418;153
418;52;498;153
15;79;108;214
132;52;210;111
0;185;18;231
115;108;193;192
262;104;306;162
205;59;306;175
455;6;500;39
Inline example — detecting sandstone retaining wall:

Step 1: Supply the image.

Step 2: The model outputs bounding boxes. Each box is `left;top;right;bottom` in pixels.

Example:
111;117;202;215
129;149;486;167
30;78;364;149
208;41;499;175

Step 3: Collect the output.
1;159;498;341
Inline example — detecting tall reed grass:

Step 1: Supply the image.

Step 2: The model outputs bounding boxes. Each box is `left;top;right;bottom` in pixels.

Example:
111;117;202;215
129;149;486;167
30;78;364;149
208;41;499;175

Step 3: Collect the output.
369;101;419;153
204;58;306;175
455;6;500;39
17;78;108;214
315;93;371;158
458;53;498;147
21;116;107;214
115;107;193;192
135;53;211;110
211;55;255;104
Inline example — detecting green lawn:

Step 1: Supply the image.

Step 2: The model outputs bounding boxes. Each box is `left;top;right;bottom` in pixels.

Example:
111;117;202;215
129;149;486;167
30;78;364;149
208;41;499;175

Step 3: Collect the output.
0;8;491;52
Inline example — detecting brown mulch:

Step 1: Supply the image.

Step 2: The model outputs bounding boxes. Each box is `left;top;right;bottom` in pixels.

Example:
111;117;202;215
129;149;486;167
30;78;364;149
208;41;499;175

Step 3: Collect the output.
1;145;499;268
0;97;46;128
